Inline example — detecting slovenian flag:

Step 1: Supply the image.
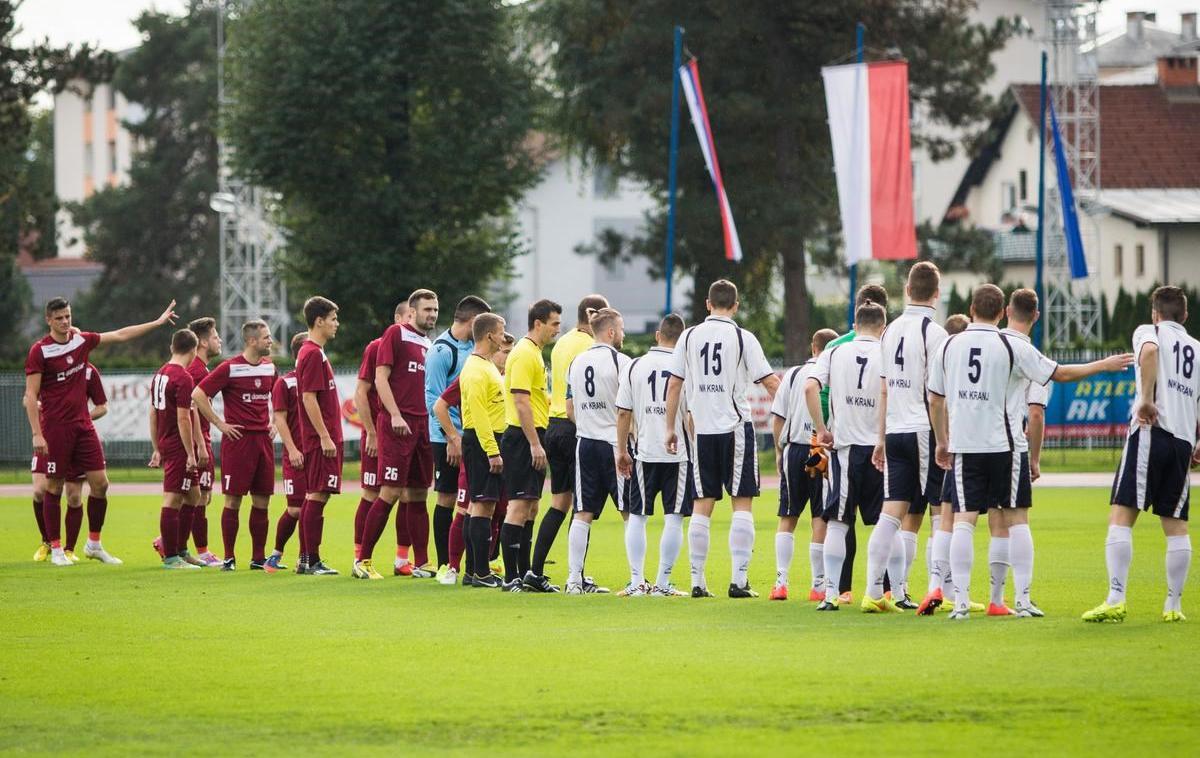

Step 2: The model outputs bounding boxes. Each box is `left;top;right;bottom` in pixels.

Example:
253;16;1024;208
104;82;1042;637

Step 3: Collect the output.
1049;101;1089;279
678;59;742;262
821;60;917;264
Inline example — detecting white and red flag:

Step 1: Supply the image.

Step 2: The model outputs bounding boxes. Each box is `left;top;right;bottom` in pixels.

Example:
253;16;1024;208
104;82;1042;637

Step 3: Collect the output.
821;60;917;263
678;59;742;262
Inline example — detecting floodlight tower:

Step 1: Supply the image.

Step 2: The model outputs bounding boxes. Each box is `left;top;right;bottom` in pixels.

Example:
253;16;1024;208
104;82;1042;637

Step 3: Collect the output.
1043;0;1103;347
213;0;290;352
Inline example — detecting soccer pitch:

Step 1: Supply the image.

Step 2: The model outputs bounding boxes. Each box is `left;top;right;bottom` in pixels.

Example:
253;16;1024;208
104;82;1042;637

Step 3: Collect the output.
2;488;1196;756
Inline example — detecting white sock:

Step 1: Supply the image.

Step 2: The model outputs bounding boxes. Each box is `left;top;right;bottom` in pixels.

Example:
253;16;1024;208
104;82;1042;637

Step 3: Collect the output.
624;514;648;585
930;524;950;593
689;515;711;590
656;514;685;588
939;527;955;596
729;511;755;588
1105;525;1133;605
567;519;590;585
950;521;976;611
1165;534;1192;613
1009;523;1034;607
86;539;102;550
823;521;849;602
988;536;1010;607
888;530;907;598
866;513;901;600
901;530;918;598
775;531;795;587
809;541;825;590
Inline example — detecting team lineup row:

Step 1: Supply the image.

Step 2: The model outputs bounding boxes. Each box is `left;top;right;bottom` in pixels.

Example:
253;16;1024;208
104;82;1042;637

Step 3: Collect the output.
21;271;1200;620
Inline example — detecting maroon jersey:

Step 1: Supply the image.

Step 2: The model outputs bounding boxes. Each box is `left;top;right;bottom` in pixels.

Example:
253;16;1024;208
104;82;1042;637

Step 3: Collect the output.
151;362;196;453
440;377;461;409
357;338;382;422
296;340;343;446
25;331;102;424
187;356;212;439
376;323;431;417
271;370;302;445
84;364;106;407
197;355;277;432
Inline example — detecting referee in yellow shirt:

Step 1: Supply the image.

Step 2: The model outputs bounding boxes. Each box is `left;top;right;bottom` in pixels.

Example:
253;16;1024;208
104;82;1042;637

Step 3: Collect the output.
528;294;609;590
499;298;562;588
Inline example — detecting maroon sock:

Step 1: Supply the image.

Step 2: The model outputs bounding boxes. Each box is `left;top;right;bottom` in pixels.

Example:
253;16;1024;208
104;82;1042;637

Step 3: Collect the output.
177;505;196;551
394;500;411;550
353;497;373;548
221;507;239;560
33;498;48;542
43;490;62;546
406;502;430;567
192;504;209;551
160;507;180;558
65;507;83;552
274;511;298;553
360;498;394;561
249;508;269;562
85;496;107;537
301;499;325;562
448;512;465;572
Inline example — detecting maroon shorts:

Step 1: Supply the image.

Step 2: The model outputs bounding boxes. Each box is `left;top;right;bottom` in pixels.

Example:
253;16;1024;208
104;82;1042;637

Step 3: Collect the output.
282;463;308;506
376;412;433;488
162;449;197;494
199;439;215;491
220;432;275;497
360;431;380;490
40;421;105;479
31;454;84;482
304;443;345;494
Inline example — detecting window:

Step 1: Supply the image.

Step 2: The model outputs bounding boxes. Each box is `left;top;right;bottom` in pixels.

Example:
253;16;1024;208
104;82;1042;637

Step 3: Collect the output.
1001;181;1016;216
83;143;93;179
107;85;117;110
1019;170;1028;202
1136;244;1145;277
83;92;93;115
108;140;118;174
1114;244;1123;276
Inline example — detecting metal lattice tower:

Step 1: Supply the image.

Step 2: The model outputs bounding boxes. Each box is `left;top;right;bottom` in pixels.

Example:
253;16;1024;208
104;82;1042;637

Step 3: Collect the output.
1043;1;1103;347
215;0;290;353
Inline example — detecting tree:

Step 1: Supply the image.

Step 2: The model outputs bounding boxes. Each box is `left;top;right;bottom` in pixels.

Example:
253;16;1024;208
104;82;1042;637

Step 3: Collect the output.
534;1;1017;361
68;1;219;353
224;0;543;353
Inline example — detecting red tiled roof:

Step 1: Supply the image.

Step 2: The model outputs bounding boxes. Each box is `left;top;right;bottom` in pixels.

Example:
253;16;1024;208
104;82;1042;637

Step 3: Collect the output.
1012;83;1200;189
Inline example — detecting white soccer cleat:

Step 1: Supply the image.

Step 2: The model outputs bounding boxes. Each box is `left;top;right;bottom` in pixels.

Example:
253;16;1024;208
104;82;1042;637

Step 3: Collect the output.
50;549;73;567
617;581;651;597
565;582;584;595
437;567;458;586
84;544;124;565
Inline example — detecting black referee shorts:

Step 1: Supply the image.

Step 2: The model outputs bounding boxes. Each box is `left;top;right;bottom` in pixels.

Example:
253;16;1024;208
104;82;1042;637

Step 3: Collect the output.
462;430;504;503
545;416;577;495
500;425;548;501
431;441;461;495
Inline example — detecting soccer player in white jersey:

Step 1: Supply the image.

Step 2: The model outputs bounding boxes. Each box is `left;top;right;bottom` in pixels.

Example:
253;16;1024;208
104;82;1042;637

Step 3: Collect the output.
1084;286;1200;623
665;280;780;599
868;262;948;612
929;284;1132;619
564;307;631;595
770;327;839;601
806;302;887;611
617;314;693;597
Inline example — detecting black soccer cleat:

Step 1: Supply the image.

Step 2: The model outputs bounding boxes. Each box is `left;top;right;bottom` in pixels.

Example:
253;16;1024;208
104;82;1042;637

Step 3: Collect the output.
295;556;310;575
307;560;339;576
522;571;560;593
502;578;525;593
473;574;502;589
728;583;760;599
691;586;715;598
249;559;267;571
220;558;236;572
895;595;919;611
815;600;840;611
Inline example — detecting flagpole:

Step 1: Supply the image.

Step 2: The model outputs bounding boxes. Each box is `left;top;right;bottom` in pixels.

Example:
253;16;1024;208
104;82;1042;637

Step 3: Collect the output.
664;25;683;316
847;21;864;329
1034;51;1047;350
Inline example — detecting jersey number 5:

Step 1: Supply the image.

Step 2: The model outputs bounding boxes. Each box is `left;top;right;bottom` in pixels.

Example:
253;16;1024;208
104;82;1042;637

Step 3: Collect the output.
967;347;982;384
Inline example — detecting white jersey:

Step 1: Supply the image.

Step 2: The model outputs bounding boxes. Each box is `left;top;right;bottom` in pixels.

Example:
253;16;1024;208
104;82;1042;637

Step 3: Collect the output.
567;343;631;445
812;335;882;449
928;323;1057;453
669;315;773;435
880;305;947;433
1132;321;1200;446
771;360;818;445
1001;328;1051;453
616;346;687;463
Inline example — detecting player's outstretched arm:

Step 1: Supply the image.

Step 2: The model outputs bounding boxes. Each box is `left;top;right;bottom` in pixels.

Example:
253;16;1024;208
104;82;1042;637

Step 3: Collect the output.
24;372;45;454
98;300;177;345
1051;352;1134;383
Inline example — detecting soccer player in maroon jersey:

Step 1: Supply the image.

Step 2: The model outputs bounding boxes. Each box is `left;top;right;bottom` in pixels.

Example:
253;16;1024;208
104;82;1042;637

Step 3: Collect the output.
192;320;278;571
32;361;107;562
266;331;309;571
149;329;203;570
295;296;343;575
185;316;223;565
23;296;177;566
355;290;438;580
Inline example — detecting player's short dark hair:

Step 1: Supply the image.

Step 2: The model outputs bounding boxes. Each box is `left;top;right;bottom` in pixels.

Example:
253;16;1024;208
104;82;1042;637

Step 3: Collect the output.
708;279;738;309
1009;288;1039;322
588;307;622;335
45;297;70;316
812;328;839;353
528;298;562;331
907;262;940;302
290;331;307;356
577;294;609;325
188;317;217;340
454;295;491;323
856;284;888;308
171;328;198;354
1152;286;1188;323
658;313;685;344
408;289;438;309
971;284;1005;321
945;314;969;335
241;319;268;343
303;296;338;327
855;302;886;330
501;332;516;346
394;301;409;318
472;312;506;342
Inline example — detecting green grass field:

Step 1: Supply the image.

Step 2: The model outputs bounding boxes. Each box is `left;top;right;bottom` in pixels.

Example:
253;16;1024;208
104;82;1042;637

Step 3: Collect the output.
2;487;1197;756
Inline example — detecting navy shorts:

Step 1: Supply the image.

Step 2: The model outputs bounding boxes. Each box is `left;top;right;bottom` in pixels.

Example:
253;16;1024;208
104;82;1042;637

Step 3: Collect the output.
629;460;693;516
778;443;827;518
574;437;627;518
949;451;1012;513
825;444;883;525
693;422;759;501
883;431;943;514
1111;425;1192;521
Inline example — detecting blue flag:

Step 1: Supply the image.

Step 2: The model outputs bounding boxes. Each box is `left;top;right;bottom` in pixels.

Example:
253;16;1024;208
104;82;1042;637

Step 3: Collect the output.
1049;102;1089;279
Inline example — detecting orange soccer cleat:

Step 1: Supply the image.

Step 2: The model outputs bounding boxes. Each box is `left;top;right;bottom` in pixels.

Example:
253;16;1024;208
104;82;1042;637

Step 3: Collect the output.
916;588;943;616
769;584;789;601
